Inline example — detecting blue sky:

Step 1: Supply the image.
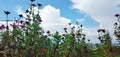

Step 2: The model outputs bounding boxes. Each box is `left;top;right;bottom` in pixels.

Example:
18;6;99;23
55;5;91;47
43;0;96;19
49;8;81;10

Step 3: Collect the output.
0;0;120;43
0;0;98;28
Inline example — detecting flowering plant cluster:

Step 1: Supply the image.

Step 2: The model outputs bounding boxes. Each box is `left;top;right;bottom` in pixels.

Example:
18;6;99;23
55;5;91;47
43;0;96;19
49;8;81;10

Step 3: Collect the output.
0;0;120;57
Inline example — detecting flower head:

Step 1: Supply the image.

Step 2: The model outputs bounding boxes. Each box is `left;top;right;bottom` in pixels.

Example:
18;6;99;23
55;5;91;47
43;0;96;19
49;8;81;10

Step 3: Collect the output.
114;22;117;25
72;33;75;37
39;19;42;22
20;25;26;28
47;31;50;34
20;20;24;24
88;39;90;42
68;23;71;25
37;3;42;7
64;28;67;31
42;48;47;53
80;25;83;27
62;34;65;36
0;25;5;29
4;11;10;15
115;14;120;17
19;14;23;18
98;29;105;33
30;0;35;2
10;23;17;28
31;3;36;7
25;10;29;13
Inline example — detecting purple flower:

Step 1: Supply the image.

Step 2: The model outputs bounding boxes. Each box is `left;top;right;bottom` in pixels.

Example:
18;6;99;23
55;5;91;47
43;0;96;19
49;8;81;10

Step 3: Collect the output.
0;25;5;29
47;31;50;34
80;25;83;27
30;0;35;2
2;25;5;29
4;11;10;15
42;48;47;53
82;37;85;40
19;14;23;18
88;39;90;42
39;19;42;22
62;34;65;36
64;28;67;31
97;29;105;33
10;23;17;28
37;3;42;7
31;3;36;7
114;22;117;25
20;25;26;28
115;14;120;17
26;10;29;13
72;33;75;37
68;23;71;25
20;20;24;24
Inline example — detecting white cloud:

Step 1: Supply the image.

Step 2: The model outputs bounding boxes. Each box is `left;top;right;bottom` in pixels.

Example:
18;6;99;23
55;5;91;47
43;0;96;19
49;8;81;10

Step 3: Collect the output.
71;0;120;43
71;0;120;29
40;5;71;34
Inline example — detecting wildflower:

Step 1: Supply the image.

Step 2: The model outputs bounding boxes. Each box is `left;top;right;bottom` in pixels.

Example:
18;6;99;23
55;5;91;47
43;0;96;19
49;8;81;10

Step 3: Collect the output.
72;33;75;37
80;25;83;27
30;0;35;2
26;10;29;13
64;28;67;31
0;25;5;29
10;23;17;28
62;34;65;36
39;19;42;22
82;37;85;40
31;3;36;7
20;20;24;24
37;3;42;7
68;23;71;25
20;25;26;28
88;39;90;42
2;25;5;29
115;14;120;17
42;48;47;53
19;14;23;18
97;29;101;32
101;29;105;33
114;22;117;25
47;31;50;34
4;11;10;15
97;29;105;33
0;26;2;29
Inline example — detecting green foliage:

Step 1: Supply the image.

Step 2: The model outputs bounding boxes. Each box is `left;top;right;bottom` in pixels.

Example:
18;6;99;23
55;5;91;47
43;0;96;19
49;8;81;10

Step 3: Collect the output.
0;0;120;57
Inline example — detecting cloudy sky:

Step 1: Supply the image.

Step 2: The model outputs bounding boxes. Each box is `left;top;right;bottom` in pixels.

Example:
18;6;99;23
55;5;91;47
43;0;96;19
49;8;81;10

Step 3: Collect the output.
0;0;120;43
